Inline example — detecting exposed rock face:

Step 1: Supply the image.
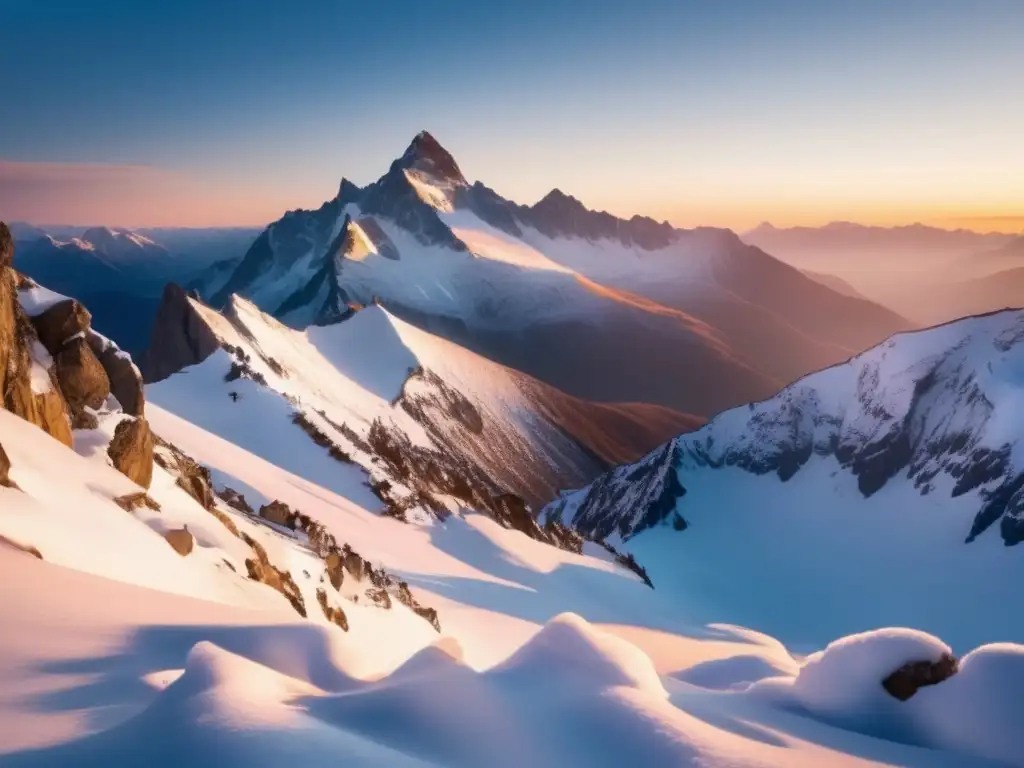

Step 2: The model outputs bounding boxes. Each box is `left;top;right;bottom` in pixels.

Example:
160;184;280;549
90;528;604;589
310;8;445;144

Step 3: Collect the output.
55;338;110;414
241;532;306;617
0;223;12;267
217;486;254;515
0;260;73;447
30;299;92;352
140;282;221;383
316;588;349;631
259;500;294;528
87;331;145;415
107;417;154;488
164;527;195;557
0;443;13;488
882;653;958;701
324;550;345;590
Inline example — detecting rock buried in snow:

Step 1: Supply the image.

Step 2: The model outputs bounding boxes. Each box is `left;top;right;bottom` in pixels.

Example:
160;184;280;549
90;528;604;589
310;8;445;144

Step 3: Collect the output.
55;338;110;413
113;491;161;512
882;653;959;701
164;527;195;557
29;300;92;353
217;486;253;515
107;417;155;488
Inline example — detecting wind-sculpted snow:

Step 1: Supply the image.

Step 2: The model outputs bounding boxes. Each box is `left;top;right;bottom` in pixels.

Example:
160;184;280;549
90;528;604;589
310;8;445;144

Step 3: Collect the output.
546;309;1024;547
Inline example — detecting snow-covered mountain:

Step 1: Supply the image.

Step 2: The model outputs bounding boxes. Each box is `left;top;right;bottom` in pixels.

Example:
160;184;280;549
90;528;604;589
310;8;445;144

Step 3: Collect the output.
141;283;697;524
2;221;1024;767
203;132;909;416
544;308;1024;646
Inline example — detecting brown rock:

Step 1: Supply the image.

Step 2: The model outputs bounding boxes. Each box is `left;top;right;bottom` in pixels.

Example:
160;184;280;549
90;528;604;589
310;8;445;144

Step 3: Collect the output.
325;550;345;590
882;653;959;701
0;274;73;447
71;408;99;430
113;491;161;512
176;469;214;510
164;527;195;556
241;532;307;618
30;300;92;353
0;222;12;267
107;417;154;488
87;331;145;416
216;486;254;515
209;507;241;538
55;338;110;413
0;443;15;488
259;500;293;528
316;588;349;631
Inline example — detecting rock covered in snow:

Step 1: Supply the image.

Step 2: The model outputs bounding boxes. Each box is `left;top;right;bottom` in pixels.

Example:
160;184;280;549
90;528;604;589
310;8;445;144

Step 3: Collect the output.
29;298;92;352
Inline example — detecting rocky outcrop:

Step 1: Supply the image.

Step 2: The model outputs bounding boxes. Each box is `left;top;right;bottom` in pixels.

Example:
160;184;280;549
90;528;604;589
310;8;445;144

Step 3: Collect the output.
164;527;195;557
0;443;14;488
0;222;12;267
0;239;73;447
54;338;110;414
107;417;154;488
259;500;293;528
316;588;349;631
241;532;306;617
87;331;144;415
30;299;91;351
112;492;161;512
217;486;254;515
882;653;958;701
140;282;221;383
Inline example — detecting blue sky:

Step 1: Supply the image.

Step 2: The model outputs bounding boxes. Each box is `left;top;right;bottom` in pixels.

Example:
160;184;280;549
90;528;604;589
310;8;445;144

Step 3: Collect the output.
1;0;1022;229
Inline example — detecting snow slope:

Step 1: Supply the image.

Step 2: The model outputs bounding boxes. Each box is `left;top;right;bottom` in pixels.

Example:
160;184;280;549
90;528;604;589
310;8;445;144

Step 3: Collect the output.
146;292;695;517
544;308;1024;649
1;406;1021;767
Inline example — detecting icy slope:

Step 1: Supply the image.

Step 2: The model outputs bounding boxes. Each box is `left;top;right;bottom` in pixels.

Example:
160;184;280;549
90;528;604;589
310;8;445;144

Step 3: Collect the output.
203;132;907;415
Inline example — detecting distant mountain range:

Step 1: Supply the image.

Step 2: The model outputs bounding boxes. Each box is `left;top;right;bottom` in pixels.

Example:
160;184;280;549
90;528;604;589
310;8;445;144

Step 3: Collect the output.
745;222;1023;324
8;224;258;357
196;131;909;418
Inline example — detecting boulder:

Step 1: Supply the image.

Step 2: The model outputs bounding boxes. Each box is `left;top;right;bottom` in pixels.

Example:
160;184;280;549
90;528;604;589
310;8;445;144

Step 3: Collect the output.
882;653;959;701
107;417;154;488
164;528;195;557
259;500;293;528
55;338;110;413
30;300;92;354
87;331;145;416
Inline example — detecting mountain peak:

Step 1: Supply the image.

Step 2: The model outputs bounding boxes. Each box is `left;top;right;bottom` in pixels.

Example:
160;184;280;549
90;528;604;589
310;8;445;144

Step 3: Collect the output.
398;130;466;185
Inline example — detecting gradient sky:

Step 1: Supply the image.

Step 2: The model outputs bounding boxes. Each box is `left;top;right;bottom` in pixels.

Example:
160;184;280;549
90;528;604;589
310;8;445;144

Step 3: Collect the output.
1;0;1022;231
